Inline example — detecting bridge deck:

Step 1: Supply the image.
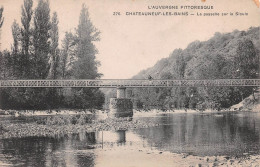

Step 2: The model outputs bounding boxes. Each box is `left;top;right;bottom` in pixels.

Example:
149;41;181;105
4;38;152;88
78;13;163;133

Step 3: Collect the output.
0;79;260;88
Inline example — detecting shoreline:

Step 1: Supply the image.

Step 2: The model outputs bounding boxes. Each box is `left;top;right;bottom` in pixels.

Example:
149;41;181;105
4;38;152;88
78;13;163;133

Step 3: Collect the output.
0;146;259;167
93;149;260;167
0;107;256;117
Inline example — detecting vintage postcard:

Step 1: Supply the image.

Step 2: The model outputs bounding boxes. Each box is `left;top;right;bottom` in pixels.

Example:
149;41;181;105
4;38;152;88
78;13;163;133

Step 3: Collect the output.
0;0;260;166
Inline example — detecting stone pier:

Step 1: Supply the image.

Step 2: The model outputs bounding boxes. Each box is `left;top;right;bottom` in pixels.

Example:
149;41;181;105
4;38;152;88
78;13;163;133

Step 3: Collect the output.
109;87;133;117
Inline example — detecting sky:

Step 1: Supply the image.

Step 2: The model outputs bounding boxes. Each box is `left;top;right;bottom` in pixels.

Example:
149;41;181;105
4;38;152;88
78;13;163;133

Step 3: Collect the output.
0;0;260;79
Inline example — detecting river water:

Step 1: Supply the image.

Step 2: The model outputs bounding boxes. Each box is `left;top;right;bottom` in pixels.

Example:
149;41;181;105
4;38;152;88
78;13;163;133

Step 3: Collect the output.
0;112;259;166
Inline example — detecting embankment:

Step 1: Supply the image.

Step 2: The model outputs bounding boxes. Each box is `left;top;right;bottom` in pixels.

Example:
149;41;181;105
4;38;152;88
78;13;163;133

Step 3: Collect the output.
230;90;260;112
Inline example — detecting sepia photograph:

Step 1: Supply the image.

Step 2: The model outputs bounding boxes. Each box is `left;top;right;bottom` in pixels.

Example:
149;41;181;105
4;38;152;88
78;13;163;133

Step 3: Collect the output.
0;0;260;166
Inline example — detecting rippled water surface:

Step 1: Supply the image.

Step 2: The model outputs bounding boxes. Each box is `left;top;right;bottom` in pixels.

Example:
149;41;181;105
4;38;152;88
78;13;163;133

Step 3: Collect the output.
0;112;260;166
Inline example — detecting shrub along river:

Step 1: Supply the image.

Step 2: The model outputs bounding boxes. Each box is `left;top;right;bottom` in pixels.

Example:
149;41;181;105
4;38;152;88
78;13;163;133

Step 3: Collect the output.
0;111;259;166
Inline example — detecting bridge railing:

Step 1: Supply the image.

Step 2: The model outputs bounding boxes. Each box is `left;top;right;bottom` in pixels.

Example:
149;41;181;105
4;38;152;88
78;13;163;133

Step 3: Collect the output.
0;79;260;87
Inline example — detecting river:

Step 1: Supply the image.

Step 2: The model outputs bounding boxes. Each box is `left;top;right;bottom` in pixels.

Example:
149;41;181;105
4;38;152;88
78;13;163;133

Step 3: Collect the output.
0;111;259;166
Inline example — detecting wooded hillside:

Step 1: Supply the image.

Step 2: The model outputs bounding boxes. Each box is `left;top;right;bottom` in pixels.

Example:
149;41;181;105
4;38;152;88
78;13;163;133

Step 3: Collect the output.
105;27;260;110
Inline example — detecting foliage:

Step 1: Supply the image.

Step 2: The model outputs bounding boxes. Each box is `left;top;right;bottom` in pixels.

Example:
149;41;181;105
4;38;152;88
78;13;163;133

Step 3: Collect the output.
65;4;104;109
32;0;51;79
48;12;59;79
0;1;104;110
0;6;4;28
21;0;33;57
110;27;260;110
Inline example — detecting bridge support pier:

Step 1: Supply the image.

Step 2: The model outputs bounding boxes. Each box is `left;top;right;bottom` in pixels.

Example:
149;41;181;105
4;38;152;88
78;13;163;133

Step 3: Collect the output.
109;87;133;117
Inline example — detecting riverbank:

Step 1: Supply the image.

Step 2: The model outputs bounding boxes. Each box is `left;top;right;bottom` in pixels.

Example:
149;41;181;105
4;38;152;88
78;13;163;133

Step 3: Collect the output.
0;109;94;116
0;107;237;117
94;149;260;167
1;146;259;167
133;109;232;116
230;90;260;112
0;116;159;139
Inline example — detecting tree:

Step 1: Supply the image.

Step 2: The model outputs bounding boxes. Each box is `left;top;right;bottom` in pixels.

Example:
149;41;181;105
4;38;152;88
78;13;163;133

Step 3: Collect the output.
233;38;258;100
235;38;258;79
48;12;59;79
0;51;11;79
69;4;104;109
60;32;75;79
0;6;4;50
11;20;20;54
32;0;51;79
21;0;52;109
11;20;25;78
0;6;3;28
45;12;60;108
21;0;33;56
73;4;101;79
175;54;186;79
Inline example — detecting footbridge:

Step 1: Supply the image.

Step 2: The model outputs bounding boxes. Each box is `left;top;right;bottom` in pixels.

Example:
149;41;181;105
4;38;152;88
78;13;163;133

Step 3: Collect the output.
1;79;259;117
0;79;260;88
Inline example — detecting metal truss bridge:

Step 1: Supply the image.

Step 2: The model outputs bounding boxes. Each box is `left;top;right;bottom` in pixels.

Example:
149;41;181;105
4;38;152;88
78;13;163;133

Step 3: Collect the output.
0;79;260;88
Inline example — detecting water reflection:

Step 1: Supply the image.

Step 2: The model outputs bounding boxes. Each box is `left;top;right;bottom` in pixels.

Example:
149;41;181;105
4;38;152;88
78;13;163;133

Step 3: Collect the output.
96;130;126;143
134;112;260;156
0;112;259;166
0;130;131;166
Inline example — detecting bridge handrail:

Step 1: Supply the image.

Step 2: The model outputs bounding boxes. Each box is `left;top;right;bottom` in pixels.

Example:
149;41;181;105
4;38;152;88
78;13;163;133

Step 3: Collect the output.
0;79;260;87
